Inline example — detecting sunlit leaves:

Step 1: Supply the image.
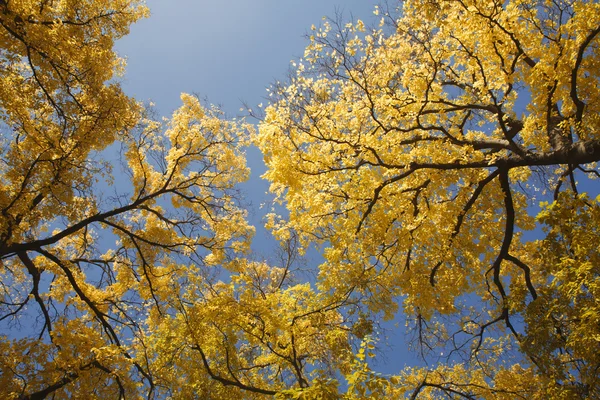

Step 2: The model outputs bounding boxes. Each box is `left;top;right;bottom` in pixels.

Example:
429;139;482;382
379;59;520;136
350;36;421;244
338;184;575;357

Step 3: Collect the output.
2;0;600;398
0;1;255;397
257;0;600;397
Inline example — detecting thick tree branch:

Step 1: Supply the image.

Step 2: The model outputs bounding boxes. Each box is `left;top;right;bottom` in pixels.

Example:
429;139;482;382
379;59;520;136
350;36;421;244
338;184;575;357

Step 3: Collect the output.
17;252;53;335
571;25;600;122
191;345;278;396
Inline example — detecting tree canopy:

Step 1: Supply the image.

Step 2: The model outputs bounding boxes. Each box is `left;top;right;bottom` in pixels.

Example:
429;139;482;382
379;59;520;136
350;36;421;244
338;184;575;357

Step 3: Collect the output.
1;0;599;399
257;0;600;397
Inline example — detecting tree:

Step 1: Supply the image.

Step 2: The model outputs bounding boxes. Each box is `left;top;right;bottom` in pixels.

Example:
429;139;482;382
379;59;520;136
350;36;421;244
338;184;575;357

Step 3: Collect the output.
0;2;356;398
257;0;600;397
2;0;600;399
0;1;258;398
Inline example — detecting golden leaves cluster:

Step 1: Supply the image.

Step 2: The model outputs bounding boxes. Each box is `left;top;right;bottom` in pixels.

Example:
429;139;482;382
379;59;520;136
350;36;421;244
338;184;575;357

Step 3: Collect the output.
257;0;600;397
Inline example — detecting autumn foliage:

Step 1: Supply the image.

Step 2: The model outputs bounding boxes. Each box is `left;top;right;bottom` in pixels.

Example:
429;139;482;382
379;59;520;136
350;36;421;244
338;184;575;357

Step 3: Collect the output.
1;0;599;399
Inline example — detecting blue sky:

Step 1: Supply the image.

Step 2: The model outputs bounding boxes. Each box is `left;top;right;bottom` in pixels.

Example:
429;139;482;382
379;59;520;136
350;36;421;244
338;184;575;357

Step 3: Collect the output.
116;0;416;375
117;1;378;115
